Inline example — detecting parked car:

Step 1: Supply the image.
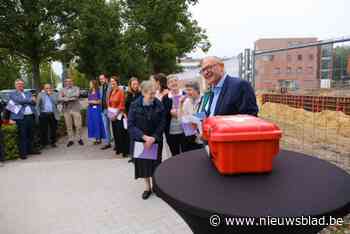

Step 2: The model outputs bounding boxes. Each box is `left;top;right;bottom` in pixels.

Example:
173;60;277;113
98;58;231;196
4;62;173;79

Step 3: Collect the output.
0;89;15;104
79;89;89;98
119;85;128;92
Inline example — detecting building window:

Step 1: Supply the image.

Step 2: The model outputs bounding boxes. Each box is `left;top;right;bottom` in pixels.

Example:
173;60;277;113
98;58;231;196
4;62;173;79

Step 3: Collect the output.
286;67;292;74
321;70;331;79
287;54;292;62
273;67;281;75
297;54;303;61
307;66;313;74
297;67;303;74
309;54;314;61
262;54;274;62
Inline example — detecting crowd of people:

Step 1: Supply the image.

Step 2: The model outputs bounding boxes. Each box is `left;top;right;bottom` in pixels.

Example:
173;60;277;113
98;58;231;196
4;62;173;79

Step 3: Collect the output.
0;56;259;200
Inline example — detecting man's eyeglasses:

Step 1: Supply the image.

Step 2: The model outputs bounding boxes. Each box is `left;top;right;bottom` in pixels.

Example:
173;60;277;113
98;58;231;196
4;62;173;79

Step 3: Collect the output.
199;63;219;75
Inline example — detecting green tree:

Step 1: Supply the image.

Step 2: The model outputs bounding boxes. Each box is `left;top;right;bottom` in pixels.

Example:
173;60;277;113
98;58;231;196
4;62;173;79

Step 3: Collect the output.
68;64;89;89
0;0;77;90
0;49;22;90
40;62;60;88
68;0;123;81
122;0;210;74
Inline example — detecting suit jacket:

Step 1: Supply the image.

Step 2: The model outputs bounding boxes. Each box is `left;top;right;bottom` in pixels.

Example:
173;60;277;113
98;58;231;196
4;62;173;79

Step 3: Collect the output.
36;91;60;120
99;83;112;110
127;96;166;144
9;91;36;120
212;75;259;116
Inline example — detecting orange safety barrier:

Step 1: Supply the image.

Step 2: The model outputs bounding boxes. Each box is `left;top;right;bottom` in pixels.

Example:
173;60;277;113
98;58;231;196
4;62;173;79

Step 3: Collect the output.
261;94;350;115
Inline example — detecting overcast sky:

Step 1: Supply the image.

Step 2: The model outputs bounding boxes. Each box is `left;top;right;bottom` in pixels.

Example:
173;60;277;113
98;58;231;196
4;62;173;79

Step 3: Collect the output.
53;0;350;76
189;0;350;58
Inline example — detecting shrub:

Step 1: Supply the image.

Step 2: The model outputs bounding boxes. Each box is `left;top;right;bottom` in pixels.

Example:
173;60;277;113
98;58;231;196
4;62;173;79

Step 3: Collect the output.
2;124;19;160
1;109;87;160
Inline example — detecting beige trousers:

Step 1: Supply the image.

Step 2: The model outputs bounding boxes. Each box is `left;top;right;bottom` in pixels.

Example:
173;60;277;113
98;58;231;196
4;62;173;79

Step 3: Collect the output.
63;111;82;141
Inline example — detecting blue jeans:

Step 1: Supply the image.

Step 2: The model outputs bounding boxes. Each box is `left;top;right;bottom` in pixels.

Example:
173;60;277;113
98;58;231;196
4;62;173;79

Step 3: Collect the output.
101;109;111;145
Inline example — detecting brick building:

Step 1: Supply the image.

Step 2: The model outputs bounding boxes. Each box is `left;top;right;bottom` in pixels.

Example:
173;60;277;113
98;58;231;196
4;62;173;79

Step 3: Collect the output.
255;38;320;90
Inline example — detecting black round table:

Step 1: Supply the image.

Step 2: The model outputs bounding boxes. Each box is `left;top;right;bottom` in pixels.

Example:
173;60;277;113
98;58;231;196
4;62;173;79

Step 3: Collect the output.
153;149;350;234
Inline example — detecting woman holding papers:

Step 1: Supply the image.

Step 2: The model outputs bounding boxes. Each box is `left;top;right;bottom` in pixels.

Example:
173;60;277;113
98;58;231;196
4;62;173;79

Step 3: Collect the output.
179;81;204;152
128;80;166;200
108;76;128;157
162;75;186;156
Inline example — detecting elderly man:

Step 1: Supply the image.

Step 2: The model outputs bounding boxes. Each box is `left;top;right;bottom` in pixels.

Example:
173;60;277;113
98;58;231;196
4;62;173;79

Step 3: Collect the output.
59;78;83;147
99;74;112;150
37;84;60;148
199;56;258;116
9;79;41;159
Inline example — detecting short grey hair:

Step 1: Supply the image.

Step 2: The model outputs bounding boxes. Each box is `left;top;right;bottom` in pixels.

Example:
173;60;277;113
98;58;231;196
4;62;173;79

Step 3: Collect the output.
14;79;25;85
140;80;156;94
185;81;200;93
200;56;224;67
167;74;178;83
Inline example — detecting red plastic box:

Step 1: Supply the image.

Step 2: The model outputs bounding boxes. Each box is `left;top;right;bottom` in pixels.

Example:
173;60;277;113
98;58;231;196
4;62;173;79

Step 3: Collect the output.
202;115;282;175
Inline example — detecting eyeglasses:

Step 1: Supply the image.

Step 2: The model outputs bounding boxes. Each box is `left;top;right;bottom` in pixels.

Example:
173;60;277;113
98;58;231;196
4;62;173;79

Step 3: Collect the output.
199;63;220;75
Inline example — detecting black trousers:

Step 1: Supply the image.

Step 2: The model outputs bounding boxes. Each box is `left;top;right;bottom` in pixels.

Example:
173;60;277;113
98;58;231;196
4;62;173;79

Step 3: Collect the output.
111;119;129;155
39;113;57;146
0;127;4;162
182;135;204;153
15;115;35;158
166;133;185;156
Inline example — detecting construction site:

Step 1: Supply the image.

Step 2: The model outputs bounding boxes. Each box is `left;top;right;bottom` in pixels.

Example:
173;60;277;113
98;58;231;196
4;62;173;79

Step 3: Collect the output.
241;37;350;233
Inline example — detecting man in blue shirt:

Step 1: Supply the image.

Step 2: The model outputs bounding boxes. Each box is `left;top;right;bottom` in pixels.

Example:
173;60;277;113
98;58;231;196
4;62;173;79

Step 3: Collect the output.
36;84;60;148
200;56;258;117
9;79;41;159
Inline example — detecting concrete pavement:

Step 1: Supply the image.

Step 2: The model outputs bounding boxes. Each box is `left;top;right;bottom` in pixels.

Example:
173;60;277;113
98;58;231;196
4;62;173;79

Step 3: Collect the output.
0;130;191;234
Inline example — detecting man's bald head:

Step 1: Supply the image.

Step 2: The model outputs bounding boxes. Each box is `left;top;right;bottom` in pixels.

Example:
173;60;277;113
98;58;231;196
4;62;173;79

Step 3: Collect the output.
200;56;225;86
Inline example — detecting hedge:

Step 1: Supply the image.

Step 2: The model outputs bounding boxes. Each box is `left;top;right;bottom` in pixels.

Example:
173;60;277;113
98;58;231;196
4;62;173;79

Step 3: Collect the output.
1;109;87;160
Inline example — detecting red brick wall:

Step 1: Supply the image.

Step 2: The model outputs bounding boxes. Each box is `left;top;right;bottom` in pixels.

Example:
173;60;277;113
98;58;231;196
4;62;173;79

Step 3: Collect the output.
255;38;320;90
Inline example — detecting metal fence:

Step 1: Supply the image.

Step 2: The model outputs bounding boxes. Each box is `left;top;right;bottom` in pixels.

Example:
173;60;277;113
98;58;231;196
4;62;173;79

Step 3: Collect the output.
239;37;350;173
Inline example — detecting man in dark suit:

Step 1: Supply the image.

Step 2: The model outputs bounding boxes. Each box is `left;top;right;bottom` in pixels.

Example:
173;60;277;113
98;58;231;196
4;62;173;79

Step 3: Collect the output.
200;56;258;117
9;79;41;159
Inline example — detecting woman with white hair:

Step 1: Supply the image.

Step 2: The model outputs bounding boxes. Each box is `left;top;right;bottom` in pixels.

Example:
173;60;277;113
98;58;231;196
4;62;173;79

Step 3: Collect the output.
179;81;204;152
128;80;166;200
162;74;186;156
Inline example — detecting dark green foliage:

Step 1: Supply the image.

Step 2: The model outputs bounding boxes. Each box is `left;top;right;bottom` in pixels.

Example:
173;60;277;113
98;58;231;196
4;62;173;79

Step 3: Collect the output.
2;124;19;160
122;0;210;74
0;0;78;90
0;50;22;90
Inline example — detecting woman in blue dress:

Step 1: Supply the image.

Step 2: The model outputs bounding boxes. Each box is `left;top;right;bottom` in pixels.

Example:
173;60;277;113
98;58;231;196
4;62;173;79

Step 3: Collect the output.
87;80;106;144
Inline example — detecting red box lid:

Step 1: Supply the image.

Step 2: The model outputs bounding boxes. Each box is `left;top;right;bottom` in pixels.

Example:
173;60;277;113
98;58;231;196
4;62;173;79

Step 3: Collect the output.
203;115;282;142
